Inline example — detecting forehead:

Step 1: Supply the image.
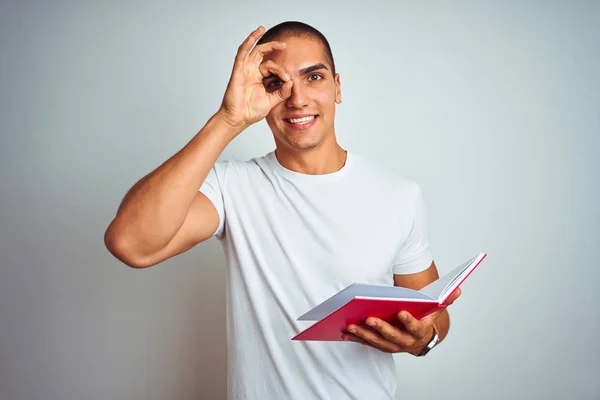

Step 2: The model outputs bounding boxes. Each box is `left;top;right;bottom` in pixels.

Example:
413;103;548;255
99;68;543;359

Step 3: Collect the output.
263;36;331;73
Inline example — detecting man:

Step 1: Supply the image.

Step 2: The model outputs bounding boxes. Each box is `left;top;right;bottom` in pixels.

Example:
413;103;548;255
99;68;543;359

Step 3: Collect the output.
104;21;460;400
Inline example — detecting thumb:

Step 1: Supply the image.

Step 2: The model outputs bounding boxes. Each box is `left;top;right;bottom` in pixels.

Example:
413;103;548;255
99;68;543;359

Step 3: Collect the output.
443;287;462;306
269;80;293;107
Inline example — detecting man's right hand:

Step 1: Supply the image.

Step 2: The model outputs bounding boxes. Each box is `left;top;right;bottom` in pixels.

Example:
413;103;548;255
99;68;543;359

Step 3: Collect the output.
105;26;292;269
218;26;293;132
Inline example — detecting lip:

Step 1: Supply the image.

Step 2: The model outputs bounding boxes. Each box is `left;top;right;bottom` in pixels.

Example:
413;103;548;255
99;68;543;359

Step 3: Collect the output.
283;114;318;131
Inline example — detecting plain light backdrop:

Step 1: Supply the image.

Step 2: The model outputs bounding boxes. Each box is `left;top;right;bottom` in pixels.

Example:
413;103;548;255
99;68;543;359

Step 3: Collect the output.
1;1;598;399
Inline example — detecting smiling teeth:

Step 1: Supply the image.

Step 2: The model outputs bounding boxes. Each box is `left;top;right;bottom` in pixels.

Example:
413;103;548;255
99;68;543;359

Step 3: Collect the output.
288;116;314;124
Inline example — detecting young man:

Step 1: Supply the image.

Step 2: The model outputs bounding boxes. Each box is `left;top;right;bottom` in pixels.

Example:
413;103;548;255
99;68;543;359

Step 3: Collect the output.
105;21;460;400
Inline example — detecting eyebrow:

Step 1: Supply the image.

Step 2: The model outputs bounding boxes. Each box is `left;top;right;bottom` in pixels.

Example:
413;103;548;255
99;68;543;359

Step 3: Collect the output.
263;63;329;81
299;63;328;75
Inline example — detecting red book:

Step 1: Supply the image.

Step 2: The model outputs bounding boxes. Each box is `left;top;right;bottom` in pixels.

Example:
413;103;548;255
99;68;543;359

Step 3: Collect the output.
292;253;487;341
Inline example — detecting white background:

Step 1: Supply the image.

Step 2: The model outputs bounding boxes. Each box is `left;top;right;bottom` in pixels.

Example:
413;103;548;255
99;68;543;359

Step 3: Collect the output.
1;0;598;399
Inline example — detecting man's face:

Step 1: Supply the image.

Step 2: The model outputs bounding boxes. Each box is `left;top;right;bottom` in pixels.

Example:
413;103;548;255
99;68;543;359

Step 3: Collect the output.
262;36;341;151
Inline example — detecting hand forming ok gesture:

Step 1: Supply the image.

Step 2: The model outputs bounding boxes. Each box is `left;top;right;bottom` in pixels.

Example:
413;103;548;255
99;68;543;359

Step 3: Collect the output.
219;26;293;131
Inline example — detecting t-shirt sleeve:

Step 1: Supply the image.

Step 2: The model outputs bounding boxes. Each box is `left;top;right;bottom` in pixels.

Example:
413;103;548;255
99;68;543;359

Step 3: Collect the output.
199;162;227;238
392;183;433;275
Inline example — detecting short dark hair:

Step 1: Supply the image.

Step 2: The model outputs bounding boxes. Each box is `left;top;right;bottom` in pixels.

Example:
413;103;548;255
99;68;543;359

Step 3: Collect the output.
256;21;336;75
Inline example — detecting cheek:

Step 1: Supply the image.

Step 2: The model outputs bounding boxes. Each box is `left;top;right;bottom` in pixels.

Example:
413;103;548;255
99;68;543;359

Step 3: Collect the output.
266;106;284;124
312;89;336;112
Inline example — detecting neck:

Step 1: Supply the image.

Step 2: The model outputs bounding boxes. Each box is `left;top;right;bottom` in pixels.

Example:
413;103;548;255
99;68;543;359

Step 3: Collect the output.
274;141;347;175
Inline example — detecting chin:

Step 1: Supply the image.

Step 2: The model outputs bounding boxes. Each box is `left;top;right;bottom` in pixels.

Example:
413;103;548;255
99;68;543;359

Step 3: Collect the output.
280;133;325;151
287;141;321;151
269;118;331;151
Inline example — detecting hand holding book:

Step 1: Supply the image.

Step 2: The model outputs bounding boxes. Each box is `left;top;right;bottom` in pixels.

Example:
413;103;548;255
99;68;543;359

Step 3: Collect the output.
341;287;462;354
292;253;487;343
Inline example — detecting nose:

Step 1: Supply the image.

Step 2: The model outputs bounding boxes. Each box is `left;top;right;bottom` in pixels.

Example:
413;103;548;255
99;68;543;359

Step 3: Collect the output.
286;80;309;109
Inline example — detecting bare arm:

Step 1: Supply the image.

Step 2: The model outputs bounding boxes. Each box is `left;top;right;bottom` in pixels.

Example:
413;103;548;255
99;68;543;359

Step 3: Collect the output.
393;261;453;343
343;261;461;355
104;26;293;268
104;113;238;268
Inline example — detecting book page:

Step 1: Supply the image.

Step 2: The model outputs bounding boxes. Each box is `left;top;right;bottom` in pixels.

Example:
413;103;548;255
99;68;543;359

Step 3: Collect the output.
298;283;435;321
419;253;486;302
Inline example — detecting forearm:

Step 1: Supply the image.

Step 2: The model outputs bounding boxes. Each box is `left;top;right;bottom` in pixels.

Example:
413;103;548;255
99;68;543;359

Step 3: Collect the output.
106;110;241;254
432;309;451;342
405;309;451;357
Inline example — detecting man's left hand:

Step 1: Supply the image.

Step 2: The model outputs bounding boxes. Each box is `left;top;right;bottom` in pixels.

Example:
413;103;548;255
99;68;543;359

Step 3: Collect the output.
341;288;461;355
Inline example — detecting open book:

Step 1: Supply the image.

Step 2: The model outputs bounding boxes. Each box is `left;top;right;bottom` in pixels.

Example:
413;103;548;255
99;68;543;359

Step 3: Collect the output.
292;252;487;341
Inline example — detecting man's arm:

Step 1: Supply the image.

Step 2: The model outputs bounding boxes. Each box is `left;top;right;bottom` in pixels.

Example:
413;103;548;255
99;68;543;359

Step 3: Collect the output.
342;261;461;355
104;26;293;268
393;261;452;343
104;113;238;268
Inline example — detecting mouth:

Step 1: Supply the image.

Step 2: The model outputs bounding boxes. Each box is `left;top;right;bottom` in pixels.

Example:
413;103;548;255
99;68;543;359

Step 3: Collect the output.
283;115;318;130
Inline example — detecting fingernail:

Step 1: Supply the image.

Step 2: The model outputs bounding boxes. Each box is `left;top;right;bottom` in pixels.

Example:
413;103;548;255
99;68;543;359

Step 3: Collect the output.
348;327;356;334
284;73;291;80
366;319;375;327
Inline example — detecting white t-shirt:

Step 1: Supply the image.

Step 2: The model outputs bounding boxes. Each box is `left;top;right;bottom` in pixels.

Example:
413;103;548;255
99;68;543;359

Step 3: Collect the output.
200;150;433;400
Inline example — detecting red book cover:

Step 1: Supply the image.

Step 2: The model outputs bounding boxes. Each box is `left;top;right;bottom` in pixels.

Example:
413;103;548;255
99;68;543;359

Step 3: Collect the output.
292;253;487;342
292;298;445;341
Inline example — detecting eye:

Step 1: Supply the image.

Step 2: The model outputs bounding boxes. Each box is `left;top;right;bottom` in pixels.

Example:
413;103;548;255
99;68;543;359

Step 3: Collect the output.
308;73;323;81
264;79;283;92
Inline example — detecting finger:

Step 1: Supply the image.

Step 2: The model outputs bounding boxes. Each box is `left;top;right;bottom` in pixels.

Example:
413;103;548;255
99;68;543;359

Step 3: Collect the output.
444;287;462;305
341;332;368;345
259;60;291;80
342;332;393;353
268;80;293;106
364;317;410;345
235;26;265;61
250;41;287;61
397;312;428;340
347;324;402;353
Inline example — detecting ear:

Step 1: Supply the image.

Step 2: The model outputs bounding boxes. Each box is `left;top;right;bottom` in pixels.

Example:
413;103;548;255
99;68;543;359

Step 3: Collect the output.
334;73;342;104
